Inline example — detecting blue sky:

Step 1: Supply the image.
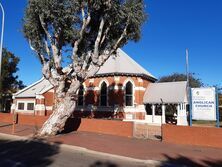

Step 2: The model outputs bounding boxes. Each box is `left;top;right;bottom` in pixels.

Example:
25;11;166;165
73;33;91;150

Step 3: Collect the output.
1;0;222;87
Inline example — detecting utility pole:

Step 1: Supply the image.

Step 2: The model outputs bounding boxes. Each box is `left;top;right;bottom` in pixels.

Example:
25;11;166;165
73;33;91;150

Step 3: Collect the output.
0;2;4;77
186;48;189;88
0;2;4;112
186;48;192;126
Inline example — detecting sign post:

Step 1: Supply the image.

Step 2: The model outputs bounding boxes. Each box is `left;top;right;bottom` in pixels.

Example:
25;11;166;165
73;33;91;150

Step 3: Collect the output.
189;87;192;126
216;88;220;127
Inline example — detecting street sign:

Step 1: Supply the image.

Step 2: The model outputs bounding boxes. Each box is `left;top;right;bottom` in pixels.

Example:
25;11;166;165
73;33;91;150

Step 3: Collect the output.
191;87;216;120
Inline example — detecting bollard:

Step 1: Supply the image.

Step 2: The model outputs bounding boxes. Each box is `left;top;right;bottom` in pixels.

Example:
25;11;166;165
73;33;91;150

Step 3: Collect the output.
12;112;17;134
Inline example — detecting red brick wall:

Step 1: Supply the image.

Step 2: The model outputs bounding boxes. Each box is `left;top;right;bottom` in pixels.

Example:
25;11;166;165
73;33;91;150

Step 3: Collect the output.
0;113;13;123
78;119;133;137
0;113;133;137
162;124;222;148
17;114;49;126
43;90;54;106
84;76;152;106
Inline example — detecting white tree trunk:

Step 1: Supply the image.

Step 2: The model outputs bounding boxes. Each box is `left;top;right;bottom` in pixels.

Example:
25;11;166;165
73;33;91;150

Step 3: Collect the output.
38;95;76;136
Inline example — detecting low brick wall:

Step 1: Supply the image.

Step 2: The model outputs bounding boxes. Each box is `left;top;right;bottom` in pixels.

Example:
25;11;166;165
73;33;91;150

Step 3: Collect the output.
78;119;133;137
0;113;13;123
17;114;49;126
162;124;222;148
0;113;133;137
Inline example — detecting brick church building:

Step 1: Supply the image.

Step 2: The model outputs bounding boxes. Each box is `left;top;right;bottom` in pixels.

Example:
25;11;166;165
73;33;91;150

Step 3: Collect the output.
11;49;156;120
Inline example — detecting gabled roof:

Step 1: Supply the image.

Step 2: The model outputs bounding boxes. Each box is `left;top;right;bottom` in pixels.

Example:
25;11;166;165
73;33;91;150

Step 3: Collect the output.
143;81;188;104
96;49;156;81
13;78;53;98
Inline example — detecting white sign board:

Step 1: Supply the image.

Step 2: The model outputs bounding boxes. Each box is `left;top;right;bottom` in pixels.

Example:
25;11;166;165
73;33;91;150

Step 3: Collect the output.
191;87;216;120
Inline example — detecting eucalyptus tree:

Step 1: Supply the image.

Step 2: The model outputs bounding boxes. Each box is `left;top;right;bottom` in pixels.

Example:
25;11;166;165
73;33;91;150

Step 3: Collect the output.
23;0;146;136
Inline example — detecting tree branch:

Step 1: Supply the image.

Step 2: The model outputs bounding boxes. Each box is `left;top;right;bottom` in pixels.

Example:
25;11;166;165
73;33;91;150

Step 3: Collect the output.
39;15;53;44
100;25;110;45
39;15;62;74
29;40;46;65
113;20;129;51
85;19;129;80
44;38;51;58
92;17;105;65
72;3;91;69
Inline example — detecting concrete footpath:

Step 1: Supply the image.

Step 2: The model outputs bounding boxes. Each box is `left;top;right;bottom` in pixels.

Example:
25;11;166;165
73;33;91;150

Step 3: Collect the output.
0;122;222;166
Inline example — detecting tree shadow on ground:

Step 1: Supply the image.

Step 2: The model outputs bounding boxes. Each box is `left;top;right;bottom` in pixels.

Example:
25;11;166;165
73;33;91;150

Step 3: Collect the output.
90;161;118;167
60;117;82;134
0;138;60;167
160;154;222;167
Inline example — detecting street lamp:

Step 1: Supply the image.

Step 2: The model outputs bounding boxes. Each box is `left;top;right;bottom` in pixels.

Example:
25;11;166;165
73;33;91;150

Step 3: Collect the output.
0;2;5;78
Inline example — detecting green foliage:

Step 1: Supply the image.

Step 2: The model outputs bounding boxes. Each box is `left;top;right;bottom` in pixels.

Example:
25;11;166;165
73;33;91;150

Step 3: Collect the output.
0;48;25;95
23;0;147;66
158;73;203;88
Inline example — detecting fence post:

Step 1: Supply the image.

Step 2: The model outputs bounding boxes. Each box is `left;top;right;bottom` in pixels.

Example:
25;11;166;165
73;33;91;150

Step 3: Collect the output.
12;112;17;134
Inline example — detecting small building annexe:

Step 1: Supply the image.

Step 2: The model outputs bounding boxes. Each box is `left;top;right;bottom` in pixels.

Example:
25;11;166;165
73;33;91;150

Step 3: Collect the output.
143;81;188;126
11;49;188;126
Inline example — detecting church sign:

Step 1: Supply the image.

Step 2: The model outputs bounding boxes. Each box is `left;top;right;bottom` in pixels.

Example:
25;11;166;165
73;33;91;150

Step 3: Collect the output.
191;87;216;120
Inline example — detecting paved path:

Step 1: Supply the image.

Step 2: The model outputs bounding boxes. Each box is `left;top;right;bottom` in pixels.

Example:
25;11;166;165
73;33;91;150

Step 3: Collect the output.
0;135;153;167
0;122;222;166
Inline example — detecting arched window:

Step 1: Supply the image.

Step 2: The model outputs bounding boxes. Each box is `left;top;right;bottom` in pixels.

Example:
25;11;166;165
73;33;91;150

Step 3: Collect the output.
78;85;84;106
100;82;107;106
125;81;133;106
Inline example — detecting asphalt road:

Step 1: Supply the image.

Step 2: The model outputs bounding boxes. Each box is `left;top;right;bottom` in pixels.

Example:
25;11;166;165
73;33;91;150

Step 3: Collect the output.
0;137;157;167
49;146;154;167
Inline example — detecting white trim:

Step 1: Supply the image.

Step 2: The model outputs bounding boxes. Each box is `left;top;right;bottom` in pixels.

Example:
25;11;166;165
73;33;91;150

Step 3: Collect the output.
89;79;94;83
16;100;36;112
98;79;109;88
123;78;135;87
86;85;145;91
36;94;45;99
16;110;35;114
35;104;46;111
86;86;100;91
124;106;146;113
45;106;53;110
134;87;146;91
114;76;120;82
47;89;54;93
109;85;122;90
138;78;143;83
